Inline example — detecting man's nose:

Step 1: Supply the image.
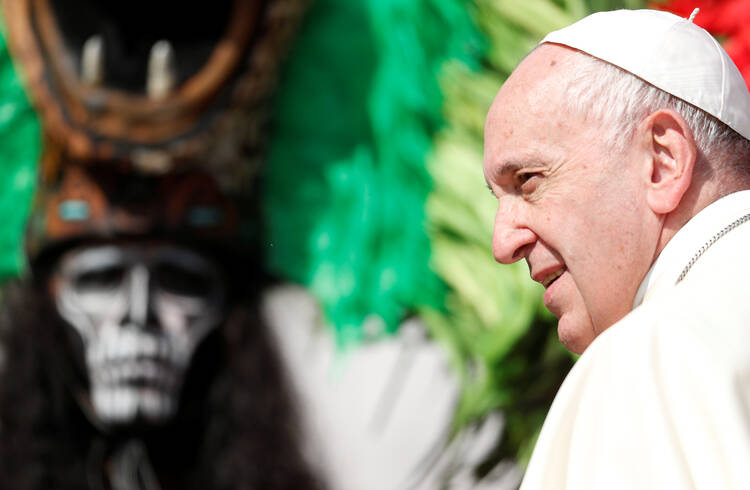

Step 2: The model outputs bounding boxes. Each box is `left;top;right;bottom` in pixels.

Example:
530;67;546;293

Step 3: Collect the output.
492;205;537;264
124;264;152;327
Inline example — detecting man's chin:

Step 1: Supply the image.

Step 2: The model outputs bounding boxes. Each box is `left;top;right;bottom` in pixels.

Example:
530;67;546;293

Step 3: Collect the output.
556;313;597;355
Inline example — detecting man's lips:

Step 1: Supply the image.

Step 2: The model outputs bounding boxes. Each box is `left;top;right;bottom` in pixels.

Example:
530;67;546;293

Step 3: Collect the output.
541;268;565;288
532;266;567;288
542;269;567;314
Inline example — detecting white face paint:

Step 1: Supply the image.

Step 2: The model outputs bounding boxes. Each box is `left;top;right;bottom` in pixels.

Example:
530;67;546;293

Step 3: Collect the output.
50;243;226;426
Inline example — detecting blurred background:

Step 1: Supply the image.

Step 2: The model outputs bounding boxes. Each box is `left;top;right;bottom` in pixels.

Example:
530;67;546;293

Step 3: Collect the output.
1;0;747;488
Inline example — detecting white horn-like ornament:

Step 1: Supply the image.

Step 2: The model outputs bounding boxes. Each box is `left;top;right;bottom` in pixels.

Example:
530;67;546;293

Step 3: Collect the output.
81;35;104;86
147;40;176;100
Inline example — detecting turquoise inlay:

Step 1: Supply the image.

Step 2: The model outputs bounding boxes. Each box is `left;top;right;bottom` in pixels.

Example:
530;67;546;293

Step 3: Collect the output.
187;206;223;227
58;200;91;222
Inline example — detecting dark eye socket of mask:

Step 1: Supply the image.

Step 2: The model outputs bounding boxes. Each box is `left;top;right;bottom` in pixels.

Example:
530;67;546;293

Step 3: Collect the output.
153;263;214;297
74;266;126;291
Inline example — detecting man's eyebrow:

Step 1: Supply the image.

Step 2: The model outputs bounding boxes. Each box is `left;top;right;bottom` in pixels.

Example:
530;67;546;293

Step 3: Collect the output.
485;161;526;196
489;160;527;181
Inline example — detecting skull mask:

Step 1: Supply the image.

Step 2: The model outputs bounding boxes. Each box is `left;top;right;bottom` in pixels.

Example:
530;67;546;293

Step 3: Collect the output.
49;242;226;426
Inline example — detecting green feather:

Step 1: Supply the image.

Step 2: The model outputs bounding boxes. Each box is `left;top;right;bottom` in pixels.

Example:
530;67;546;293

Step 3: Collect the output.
264;0;482;346
0;20;40;281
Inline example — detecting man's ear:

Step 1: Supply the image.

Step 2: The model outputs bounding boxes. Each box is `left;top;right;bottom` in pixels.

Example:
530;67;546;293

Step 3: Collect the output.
639;109;697;215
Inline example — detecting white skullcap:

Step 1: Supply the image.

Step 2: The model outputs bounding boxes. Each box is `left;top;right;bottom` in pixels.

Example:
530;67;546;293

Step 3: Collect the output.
541;9;750;141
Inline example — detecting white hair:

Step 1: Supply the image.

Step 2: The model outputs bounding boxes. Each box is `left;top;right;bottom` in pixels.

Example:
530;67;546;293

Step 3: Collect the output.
562;50;750;177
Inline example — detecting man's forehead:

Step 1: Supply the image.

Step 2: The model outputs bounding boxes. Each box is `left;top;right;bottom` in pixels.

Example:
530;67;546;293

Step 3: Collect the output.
503;44;579;97
485;45;579;138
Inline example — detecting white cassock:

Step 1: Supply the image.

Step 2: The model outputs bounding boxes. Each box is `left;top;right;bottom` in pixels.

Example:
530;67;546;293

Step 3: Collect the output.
521;190;750;489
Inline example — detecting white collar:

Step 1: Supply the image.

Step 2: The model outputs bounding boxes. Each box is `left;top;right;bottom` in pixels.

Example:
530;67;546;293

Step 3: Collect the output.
632;190;750;309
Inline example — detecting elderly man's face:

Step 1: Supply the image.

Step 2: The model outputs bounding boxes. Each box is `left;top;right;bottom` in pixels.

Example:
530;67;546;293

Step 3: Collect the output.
483;45;657;353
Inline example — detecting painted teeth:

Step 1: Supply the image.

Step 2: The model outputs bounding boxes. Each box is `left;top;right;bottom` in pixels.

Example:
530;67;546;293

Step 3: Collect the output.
542;269;564;288
147;40;176;100
81;35;104;85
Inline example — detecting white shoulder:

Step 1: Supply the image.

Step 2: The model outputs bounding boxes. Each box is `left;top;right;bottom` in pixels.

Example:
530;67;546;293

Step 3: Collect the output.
521;290;750;490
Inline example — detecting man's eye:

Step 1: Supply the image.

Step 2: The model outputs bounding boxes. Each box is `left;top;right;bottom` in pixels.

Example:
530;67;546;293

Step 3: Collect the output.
516;172;541;188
